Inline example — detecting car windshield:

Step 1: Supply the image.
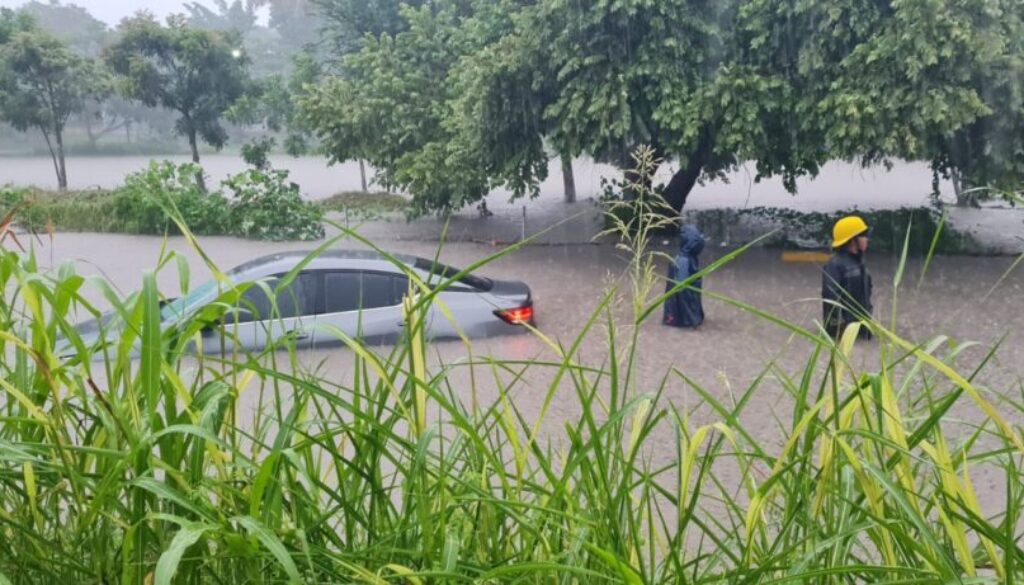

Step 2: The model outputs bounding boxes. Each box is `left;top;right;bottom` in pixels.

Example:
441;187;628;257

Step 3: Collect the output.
159;279;223;322
413;258;493;291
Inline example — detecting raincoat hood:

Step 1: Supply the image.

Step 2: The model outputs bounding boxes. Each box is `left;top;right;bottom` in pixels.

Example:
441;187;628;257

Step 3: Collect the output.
679;225;705;256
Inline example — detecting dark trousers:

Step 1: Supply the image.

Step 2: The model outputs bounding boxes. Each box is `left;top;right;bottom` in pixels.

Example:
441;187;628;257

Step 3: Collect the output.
826;321;873;341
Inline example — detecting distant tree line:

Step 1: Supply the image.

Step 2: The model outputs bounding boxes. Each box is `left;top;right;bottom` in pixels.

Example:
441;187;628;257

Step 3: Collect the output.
2;0;1023;212
0;0;321;190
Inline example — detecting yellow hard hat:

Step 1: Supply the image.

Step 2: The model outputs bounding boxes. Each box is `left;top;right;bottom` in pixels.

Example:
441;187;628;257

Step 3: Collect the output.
832;215;869;248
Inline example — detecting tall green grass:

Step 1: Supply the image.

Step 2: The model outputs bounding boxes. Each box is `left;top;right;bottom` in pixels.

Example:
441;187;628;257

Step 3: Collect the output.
1;151;1023;583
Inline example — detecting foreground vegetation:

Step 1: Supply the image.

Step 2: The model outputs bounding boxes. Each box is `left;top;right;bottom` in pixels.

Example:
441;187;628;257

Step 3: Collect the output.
1;159;1023;583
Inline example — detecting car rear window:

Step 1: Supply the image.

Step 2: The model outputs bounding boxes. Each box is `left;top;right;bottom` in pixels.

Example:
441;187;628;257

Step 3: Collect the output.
413;258;493;291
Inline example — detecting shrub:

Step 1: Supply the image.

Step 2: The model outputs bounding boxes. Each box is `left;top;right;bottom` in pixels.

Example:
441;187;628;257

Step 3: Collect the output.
225;168;324;241
685;206;976;254
114;161;233;235
2;163;326;241
319;190;409;220
0;185;28;211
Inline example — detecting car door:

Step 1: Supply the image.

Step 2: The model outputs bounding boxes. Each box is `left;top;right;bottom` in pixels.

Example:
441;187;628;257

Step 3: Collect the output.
317;270;408;345
225;272;319;352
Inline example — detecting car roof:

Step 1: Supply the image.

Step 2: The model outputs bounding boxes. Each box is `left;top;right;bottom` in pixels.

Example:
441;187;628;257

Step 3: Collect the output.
228;250;420;279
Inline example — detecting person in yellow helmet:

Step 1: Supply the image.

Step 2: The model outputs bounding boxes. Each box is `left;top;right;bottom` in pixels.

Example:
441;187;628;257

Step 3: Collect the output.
822;215;873;340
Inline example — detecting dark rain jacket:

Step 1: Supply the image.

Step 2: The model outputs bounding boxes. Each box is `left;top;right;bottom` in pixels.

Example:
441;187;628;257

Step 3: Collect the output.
663;226;705;328
822;249;873;339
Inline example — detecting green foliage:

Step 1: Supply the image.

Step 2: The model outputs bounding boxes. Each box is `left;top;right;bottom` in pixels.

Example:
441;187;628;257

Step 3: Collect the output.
115;161;234;235
4;163;324;241
687;206;975;254
230;53;321;156
0;8;34;44
0;184;27;209
224;168;325;240
17;0;110;57
303;0;1024;214
240;136;275;169
313;0;427;54
254;0;323;54
104;14;251;162
301;1;523;215
0;217;1023;581
740;0;1022;202
184;0;258;35
0;20;109;189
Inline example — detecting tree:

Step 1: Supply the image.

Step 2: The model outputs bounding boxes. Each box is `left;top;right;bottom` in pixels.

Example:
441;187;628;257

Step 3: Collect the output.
313;0;427;56
230;51;322;161
253;0;323;54
461;0;792;213
18;0;110;57
908;1;1024;205
0;23;108;190
301;1;525;212
735;0;1019;208
305;0;1021;214
185;0;258;36
451;0;1022;213
105;15;250;189
0;9;32;44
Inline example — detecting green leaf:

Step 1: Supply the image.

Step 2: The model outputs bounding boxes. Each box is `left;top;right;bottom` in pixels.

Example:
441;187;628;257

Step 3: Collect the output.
154;520;215;585
232;515;302;584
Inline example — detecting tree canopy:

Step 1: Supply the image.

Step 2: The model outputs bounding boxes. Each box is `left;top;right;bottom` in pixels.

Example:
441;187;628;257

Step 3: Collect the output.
105;14;251;186
301;1;523;213
18;0;109;57
300;0;1024;214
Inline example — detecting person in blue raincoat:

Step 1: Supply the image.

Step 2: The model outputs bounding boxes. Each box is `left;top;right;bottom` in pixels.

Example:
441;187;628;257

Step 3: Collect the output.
663;225;705;328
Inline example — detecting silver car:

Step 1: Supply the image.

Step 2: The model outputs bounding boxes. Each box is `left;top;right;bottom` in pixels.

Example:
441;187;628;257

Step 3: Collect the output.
75;250;534;353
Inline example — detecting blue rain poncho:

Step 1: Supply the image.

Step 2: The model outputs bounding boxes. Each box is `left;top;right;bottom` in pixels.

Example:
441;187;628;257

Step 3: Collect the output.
663;225;705;328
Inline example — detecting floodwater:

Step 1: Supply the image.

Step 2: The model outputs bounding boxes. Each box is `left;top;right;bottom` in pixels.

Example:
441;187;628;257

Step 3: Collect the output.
3;149;1017;508
1;153;953;210
30;228;1024;509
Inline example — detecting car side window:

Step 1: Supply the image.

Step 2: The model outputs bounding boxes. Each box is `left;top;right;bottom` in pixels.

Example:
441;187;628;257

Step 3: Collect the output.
236;273;317;322
324;272;360;313
324;271;405;313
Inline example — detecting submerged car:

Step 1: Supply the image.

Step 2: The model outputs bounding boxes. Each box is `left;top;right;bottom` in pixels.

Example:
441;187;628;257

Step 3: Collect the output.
73;250;534;353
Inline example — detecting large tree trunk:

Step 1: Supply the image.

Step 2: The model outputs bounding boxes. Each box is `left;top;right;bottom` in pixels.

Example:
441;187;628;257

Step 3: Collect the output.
359;159;368;192
560;154;576;203
187;129;207;192
663;134;714;213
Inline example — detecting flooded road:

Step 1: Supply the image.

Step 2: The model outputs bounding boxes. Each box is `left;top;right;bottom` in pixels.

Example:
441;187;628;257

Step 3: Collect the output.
21;228;1023;509
39;230;1024;422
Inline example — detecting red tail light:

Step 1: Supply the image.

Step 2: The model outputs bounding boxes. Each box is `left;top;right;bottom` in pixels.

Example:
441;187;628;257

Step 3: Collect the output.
494;304;534;325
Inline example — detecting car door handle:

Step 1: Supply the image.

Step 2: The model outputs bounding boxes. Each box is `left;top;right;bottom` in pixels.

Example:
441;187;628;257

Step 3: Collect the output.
290;330;310;340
